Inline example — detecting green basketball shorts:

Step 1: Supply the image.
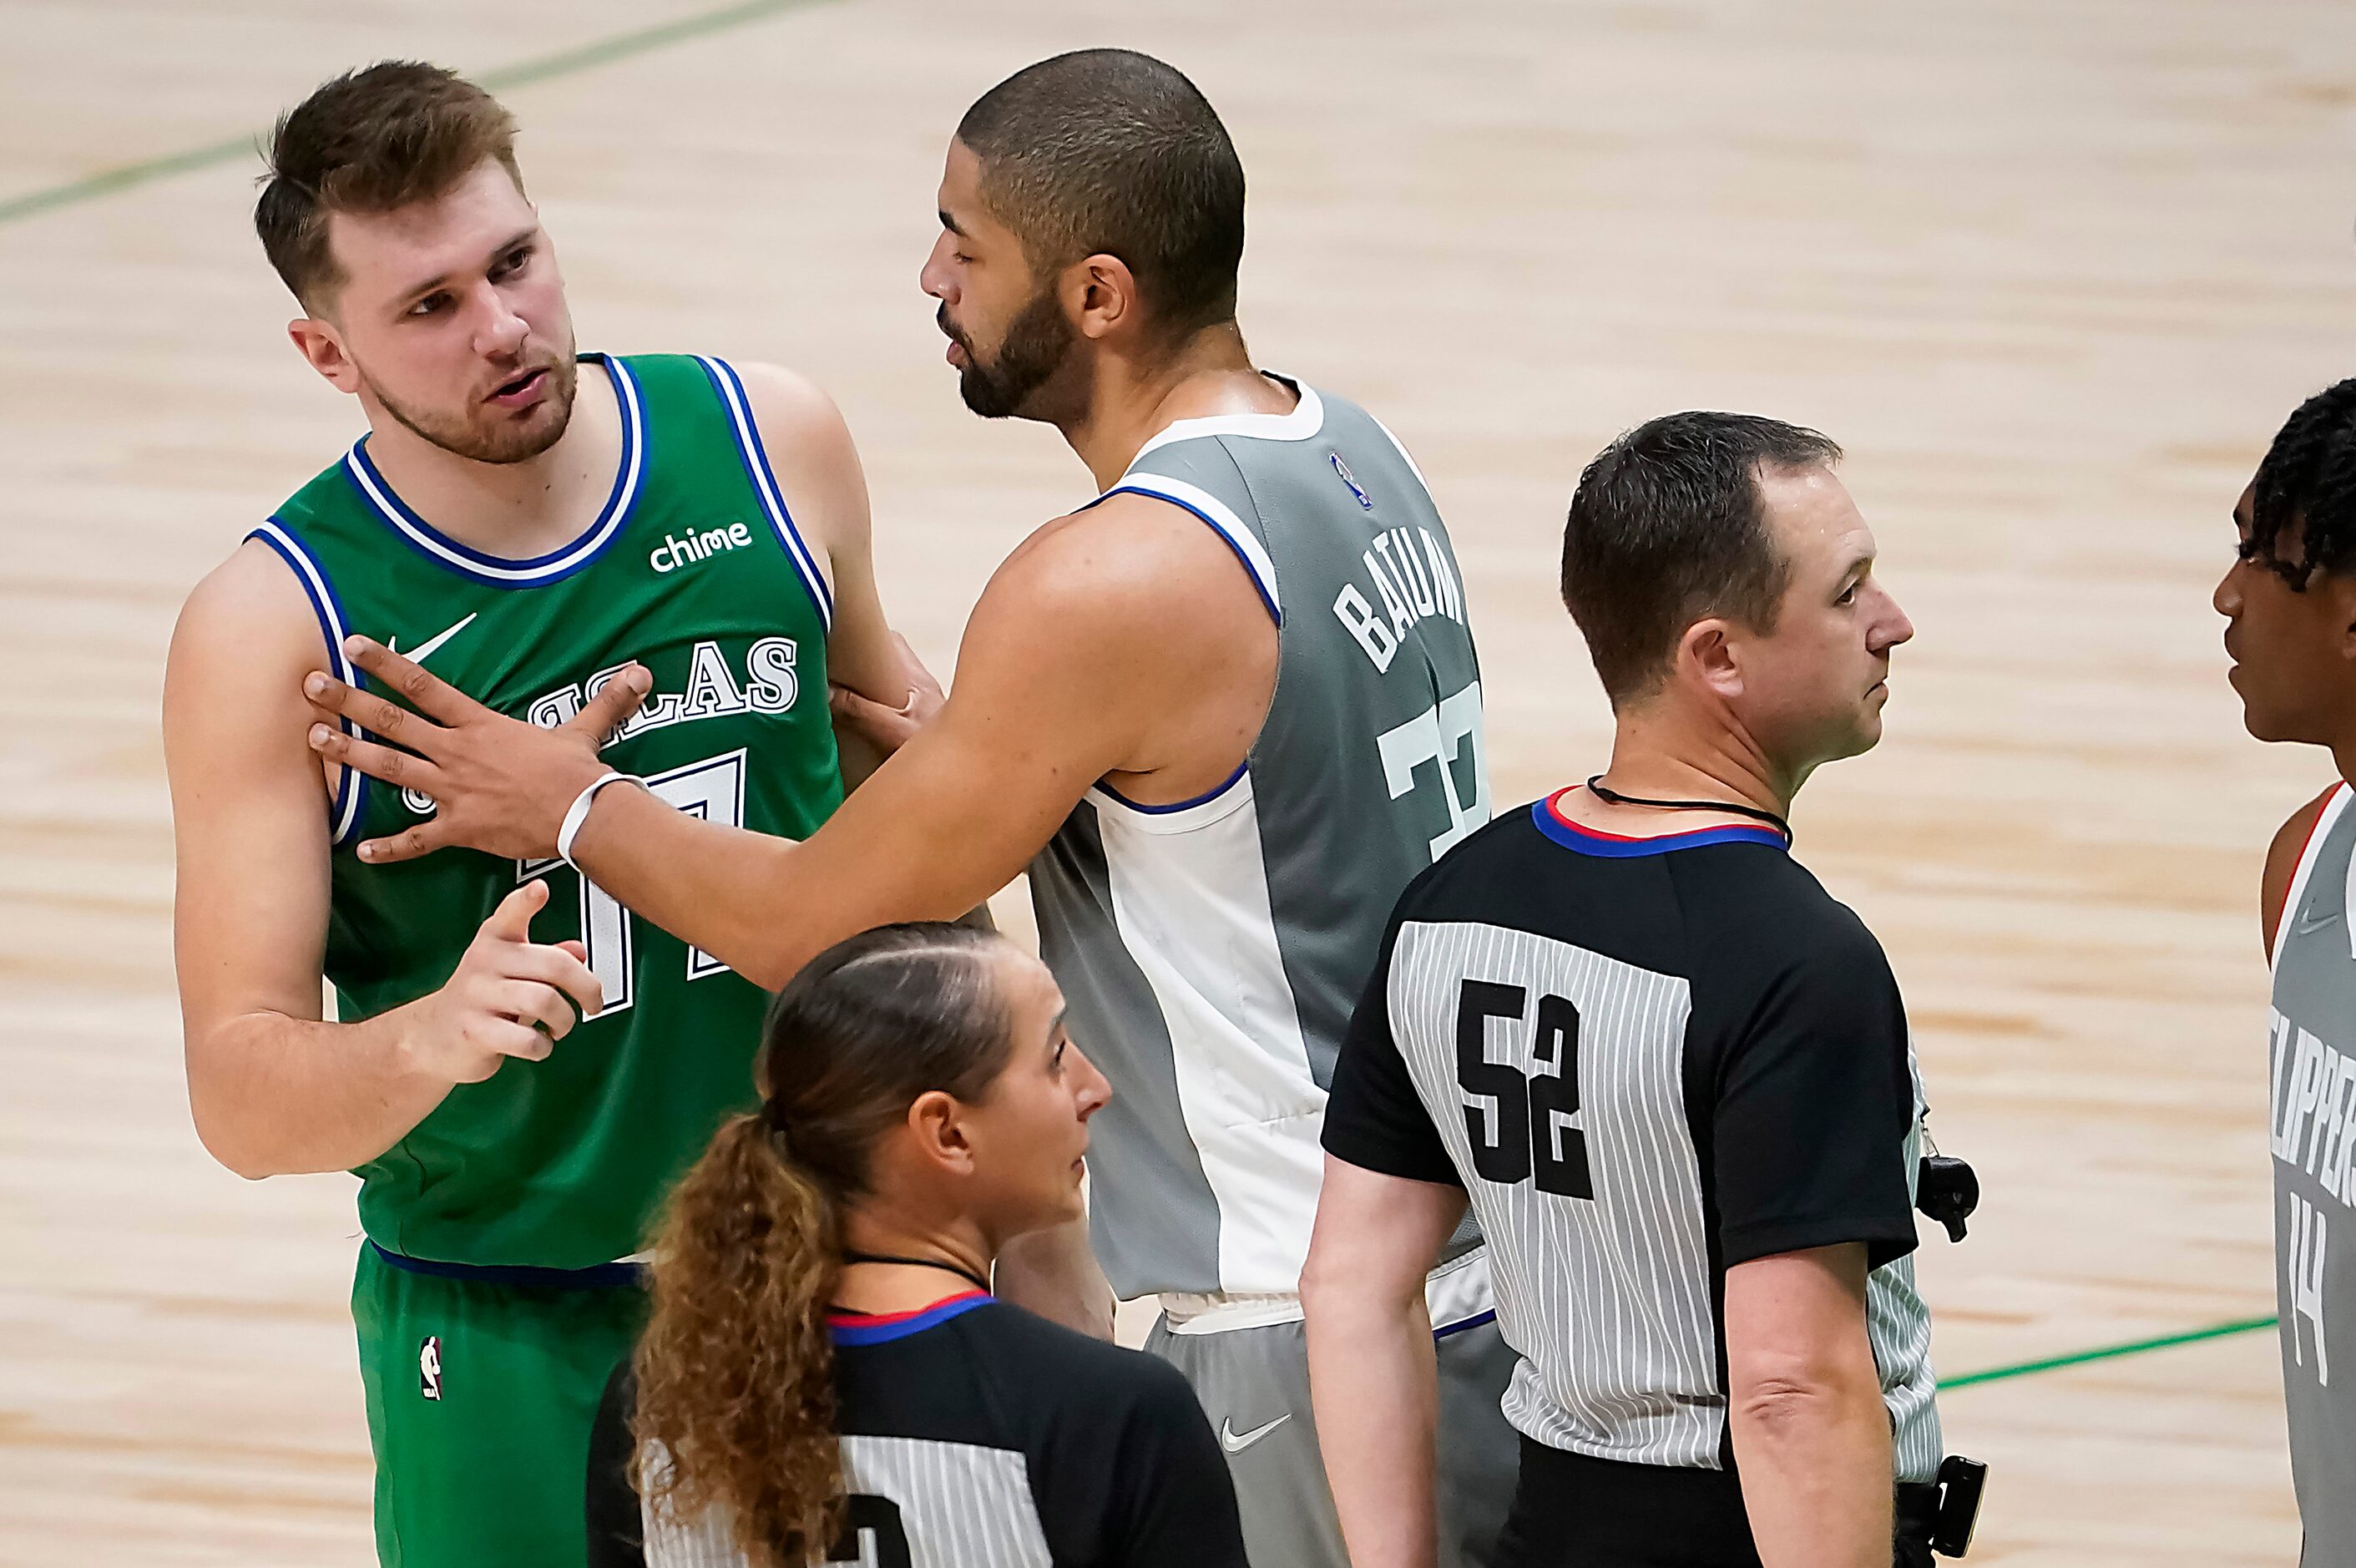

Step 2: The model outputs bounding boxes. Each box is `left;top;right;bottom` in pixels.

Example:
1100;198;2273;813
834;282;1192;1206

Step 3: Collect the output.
351;1242;647;1568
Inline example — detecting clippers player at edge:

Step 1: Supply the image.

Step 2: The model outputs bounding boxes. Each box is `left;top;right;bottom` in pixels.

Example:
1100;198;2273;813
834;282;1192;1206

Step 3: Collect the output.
2222;379;2356;1568
303;48;1520;1568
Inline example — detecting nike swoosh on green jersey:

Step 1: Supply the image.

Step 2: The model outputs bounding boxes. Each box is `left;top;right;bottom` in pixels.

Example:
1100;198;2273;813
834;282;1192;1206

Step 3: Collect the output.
388;612;478;667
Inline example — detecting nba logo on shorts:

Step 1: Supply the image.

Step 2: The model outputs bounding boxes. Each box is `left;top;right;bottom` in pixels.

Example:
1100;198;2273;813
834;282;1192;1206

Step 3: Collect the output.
419;1335;442;1401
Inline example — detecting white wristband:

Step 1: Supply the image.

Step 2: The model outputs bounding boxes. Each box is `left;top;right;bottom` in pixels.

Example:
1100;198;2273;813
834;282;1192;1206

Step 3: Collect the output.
558;771;639;869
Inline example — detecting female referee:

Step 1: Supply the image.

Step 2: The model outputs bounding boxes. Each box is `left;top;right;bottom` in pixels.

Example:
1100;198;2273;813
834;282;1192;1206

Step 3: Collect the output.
584;922;1249;1568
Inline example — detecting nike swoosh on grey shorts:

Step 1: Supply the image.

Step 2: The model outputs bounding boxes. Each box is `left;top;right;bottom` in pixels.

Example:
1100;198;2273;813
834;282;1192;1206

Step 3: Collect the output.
1143;1310;1519;1568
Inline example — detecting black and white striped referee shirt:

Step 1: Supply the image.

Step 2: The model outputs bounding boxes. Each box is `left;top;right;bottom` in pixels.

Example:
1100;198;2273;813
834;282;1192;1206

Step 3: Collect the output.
1322;789;1941;1484
587;1293;1248;1568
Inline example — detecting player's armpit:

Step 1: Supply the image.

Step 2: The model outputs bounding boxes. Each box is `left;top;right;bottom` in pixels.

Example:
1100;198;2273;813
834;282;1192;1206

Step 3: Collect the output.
2264;785;2341;962
799;493;1280;895
1037;490;1280;806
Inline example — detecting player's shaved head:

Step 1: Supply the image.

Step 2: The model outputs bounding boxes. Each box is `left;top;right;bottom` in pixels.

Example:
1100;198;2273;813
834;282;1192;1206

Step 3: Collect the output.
956;49;1245;345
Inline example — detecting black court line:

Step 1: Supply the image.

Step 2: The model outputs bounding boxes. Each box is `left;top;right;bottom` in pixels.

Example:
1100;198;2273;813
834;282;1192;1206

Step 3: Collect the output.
0;0;838;229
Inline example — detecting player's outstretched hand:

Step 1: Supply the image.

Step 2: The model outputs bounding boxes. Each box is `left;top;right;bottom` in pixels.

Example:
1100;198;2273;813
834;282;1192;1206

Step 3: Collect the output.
406;881;603;1084
303;636;650;864
828;631;945;757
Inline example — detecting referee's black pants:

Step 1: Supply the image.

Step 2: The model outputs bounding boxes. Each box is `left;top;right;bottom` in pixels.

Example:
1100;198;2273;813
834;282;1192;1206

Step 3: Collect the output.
1488;1437;1938;1568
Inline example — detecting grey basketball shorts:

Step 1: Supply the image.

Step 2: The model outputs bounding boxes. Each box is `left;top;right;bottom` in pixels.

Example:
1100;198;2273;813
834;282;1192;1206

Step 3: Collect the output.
1144;1304;1517;1568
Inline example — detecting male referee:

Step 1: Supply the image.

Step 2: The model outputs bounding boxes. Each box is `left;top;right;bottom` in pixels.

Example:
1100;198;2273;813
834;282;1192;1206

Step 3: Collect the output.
1304;412;1947;1568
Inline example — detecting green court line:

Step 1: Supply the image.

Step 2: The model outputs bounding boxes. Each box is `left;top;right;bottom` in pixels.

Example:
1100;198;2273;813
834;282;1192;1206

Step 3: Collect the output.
0;0;833;229
1944;1313;2278;1390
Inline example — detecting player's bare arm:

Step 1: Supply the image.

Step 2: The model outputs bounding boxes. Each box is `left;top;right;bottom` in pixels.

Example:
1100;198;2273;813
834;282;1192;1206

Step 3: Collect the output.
303;490;1277;987
1301;1156;1470;1568
165;544;602;1179
2263;787;2338;962
728;360;939;741
991;1219;1116;1339
1721;1243;1893;1568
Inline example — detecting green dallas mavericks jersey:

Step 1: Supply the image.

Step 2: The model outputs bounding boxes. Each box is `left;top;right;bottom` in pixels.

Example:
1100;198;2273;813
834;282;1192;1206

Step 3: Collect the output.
250;352;842;1271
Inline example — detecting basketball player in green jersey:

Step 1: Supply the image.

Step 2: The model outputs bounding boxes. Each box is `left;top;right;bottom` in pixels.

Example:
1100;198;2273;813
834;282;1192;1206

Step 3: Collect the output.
160;64;928;1568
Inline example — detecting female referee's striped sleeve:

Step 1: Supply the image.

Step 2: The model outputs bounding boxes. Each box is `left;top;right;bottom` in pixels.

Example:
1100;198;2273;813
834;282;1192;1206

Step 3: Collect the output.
1322;905;1463;1186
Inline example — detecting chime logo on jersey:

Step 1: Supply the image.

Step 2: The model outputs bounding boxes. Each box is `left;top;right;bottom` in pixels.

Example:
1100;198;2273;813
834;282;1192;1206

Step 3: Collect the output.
650;521;755;574
419;1335;442;1401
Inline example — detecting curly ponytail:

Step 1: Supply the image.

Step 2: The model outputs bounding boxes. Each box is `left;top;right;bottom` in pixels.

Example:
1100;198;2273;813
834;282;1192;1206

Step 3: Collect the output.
628;922;1013;1568
633;1113;844;1568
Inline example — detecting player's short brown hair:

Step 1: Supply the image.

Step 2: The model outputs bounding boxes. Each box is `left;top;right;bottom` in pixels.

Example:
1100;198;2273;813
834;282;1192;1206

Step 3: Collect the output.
255;61;521;308
957;49;1245;344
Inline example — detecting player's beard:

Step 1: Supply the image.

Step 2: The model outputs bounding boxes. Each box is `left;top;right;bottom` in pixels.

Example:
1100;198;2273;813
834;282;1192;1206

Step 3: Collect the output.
366;354;579;465
944;291;1078;421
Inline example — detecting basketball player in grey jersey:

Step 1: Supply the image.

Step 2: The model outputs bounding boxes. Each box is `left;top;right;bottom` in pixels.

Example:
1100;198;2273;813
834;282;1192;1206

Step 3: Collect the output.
1031;378;1509;1568
301;49;1519;1568
1044;379;1489;1302
2220;378;2356;1565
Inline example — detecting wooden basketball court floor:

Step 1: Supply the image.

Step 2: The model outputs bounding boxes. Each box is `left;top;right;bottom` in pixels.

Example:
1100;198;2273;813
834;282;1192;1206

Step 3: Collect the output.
5;0;2354;1560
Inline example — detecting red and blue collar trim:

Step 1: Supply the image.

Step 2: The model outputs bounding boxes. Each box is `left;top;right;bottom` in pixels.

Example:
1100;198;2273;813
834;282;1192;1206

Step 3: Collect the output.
1532;790;1788;857
827;1291;992;1346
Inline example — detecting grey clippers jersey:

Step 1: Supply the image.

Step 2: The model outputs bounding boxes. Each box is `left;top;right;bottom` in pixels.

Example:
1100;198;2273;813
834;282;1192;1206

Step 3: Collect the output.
1029;376;1487;1300
2270;781;2356;1564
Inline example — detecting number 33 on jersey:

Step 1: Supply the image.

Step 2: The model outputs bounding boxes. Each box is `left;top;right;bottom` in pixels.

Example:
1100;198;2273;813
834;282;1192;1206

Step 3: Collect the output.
252;352;844;1273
